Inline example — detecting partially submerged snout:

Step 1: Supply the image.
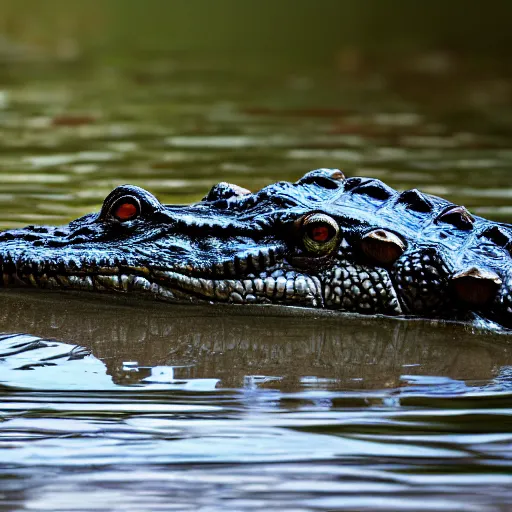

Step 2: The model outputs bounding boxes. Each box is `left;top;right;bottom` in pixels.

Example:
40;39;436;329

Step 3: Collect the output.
0;168;511;330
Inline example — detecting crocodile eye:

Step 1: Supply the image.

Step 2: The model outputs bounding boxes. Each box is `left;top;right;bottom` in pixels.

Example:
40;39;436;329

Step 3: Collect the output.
301;213;340;254
110;196;141;222
100;185;161;223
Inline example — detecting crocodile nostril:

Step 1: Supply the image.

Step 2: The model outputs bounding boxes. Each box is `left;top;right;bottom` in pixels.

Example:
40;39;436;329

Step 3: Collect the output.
21;234;41;242
204;182;251;202
351;183;392;200
296;168;345;188
436;205;474;230
342;177;363;191
360;229;406;265
330;170;345;181
451;267;502;305
480;225;512;252
398;189;432;213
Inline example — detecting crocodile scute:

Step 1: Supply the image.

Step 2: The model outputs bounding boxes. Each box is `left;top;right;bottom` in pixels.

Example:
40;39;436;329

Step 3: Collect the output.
0;168;511;329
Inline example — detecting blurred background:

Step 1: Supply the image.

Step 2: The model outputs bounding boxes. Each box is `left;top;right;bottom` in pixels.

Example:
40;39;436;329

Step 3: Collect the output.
0;0;511;227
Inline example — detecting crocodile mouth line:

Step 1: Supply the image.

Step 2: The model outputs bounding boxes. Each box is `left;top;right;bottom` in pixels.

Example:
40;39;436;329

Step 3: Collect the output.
1;266;320;306
0;246;285;281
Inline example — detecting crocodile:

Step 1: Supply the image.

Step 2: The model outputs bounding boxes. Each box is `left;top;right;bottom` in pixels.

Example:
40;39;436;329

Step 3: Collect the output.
0;168;511;328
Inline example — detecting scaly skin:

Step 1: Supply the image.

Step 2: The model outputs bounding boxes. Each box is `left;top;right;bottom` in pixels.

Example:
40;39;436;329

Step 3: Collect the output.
0;169;511;328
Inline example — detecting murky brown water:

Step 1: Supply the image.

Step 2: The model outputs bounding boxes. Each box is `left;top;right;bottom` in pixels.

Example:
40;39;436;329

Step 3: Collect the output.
1;12;512;511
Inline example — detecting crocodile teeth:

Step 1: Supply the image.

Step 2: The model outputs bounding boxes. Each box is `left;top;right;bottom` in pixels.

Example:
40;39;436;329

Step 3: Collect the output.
215;281;229;300
157;286;175;299
275;276;287;298
120;275;130;291
229;292;244;303
295;276;307;295
67;275;94;290
95;275;121;290
132;276;151;291
361;229;406;265
451;267;502;305
253;278;264;293
199;278;215;297
265;277;276;297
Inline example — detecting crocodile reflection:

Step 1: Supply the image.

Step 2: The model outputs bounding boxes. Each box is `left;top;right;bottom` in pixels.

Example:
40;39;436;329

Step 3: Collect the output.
0;293;510;391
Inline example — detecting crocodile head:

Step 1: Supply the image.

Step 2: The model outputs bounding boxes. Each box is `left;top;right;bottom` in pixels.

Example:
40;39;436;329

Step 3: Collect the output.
1;168;511;328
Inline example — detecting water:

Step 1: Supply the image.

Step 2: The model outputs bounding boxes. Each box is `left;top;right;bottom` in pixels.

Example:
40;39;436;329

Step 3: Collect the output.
1;10;512;510
1;293;511;511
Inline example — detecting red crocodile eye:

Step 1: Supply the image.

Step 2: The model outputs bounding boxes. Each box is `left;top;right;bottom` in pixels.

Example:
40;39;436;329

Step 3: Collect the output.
310;225;331;242
114;202;138;221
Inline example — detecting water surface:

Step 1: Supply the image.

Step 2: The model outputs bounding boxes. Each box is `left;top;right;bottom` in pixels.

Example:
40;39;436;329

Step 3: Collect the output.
1;32;512;511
